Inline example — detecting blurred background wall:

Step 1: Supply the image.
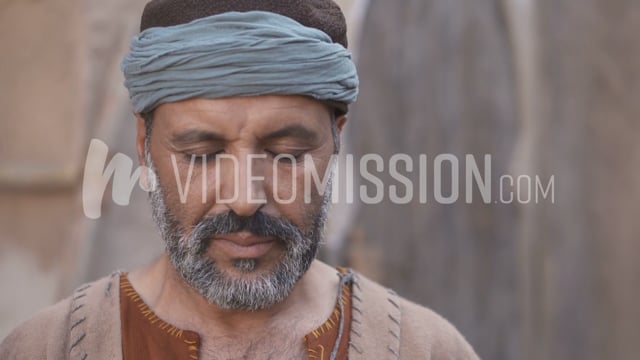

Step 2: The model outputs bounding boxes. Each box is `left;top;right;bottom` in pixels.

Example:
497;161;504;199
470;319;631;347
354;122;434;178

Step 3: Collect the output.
1;0;638;359
0;0;154;339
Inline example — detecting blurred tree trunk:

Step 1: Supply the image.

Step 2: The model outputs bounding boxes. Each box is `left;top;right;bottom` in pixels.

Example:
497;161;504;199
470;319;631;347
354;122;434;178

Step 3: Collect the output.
348;0;640;359
348;0;520;359
519;1;640;359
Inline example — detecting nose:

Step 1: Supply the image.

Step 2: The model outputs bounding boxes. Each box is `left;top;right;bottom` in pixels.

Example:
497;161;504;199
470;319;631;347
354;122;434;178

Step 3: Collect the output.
217;153;267;217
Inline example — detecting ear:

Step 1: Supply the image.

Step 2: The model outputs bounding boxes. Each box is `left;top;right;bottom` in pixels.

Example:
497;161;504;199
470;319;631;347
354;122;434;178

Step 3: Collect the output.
136;113;155;192
135;113;147;167
335;115;348;135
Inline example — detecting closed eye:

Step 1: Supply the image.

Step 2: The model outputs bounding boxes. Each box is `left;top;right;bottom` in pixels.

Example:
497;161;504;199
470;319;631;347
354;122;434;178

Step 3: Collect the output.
183;150;225;162
265;149;306;163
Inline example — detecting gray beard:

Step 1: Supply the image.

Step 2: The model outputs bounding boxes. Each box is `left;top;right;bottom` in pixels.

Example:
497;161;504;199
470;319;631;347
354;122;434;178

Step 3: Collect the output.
145;155;331;311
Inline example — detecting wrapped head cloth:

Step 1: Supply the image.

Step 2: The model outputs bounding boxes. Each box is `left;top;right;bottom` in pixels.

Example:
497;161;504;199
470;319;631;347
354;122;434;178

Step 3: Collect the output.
122;0;358;115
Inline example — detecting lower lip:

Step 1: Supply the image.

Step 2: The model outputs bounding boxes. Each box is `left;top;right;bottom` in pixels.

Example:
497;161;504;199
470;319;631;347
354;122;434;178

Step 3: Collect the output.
213;239;276;259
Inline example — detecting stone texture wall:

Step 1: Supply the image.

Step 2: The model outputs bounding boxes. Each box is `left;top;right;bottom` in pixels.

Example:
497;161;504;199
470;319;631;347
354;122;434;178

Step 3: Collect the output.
0;0;151;338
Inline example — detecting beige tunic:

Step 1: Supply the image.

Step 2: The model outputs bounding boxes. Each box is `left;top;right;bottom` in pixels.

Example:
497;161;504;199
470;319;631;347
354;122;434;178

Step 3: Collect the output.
0;268;479;359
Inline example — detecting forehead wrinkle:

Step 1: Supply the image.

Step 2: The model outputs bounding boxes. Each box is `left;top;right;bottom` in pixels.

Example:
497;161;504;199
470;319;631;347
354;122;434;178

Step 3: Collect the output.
261;124;319;143
157;102;249;139
157;96;331;145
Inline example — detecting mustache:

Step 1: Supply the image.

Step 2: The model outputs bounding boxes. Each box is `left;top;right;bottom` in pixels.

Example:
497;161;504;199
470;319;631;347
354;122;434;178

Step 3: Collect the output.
187;211;305;254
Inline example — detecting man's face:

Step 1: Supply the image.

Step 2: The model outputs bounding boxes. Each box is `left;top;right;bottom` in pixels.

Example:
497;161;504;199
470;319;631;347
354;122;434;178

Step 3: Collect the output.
138;95;344;310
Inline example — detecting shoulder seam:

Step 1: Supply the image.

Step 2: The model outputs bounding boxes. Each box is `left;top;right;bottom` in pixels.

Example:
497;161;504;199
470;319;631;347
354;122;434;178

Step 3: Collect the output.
68;282;91;359
67;271;121;360
349;272;401;360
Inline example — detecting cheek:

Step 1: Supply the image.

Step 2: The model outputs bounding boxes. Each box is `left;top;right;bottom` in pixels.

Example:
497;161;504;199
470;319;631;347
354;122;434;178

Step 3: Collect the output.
153;155;210;225
266;164;298;204
267;156;333;214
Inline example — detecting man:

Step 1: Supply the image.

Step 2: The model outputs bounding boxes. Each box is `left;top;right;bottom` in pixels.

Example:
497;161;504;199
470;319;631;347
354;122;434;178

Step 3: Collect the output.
1;1;479;359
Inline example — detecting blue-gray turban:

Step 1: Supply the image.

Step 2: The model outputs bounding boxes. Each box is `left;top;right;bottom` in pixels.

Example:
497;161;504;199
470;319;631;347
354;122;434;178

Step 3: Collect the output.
121;11;359;114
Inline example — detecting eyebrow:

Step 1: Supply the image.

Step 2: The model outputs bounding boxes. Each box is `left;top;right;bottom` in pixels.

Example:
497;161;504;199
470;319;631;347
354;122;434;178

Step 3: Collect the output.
262;124;318;142
170;129;226;144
